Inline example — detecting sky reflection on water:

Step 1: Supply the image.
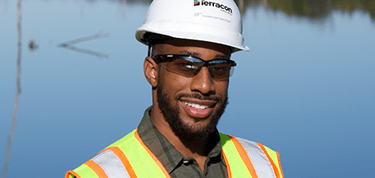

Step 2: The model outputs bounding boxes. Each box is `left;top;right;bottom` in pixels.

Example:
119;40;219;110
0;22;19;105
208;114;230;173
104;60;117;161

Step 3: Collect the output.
0;0;374;177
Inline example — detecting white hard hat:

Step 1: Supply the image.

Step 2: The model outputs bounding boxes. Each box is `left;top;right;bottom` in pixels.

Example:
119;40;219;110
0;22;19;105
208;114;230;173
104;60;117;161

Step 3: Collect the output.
135;0;249;52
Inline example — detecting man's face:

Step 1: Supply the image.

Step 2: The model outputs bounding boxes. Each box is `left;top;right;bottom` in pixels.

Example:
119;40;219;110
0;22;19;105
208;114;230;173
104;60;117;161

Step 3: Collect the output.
154;39;231;140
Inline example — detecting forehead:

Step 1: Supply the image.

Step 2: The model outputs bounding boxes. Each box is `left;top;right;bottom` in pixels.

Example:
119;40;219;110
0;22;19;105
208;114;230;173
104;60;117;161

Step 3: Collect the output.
152;39;232;60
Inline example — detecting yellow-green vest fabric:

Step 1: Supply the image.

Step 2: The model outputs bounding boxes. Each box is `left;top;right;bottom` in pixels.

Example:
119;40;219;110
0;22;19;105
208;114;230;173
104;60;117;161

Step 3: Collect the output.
66;129;283;178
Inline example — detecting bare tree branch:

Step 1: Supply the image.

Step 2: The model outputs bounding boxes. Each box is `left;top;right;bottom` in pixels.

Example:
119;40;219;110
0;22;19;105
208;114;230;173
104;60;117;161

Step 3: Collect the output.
57;31;109;47
2;0;22;177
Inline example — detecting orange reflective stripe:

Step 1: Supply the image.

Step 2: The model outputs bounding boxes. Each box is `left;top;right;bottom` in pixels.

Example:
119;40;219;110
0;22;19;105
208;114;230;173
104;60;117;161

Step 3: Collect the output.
85;160;108;178
102;147;137;178
134;130;171;178
229;136;258;178
256;143;280;178
65;170;81;178
222;151;232;178
276;152;284;178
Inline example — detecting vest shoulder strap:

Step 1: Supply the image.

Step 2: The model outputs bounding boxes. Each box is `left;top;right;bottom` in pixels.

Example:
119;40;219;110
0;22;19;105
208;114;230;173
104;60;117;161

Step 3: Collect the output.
220;133;283;178
255;142;284;178
66;129;170;178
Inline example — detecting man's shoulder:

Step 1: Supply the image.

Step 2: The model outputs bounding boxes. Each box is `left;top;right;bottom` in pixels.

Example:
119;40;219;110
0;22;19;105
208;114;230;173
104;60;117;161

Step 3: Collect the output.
106;129;137;148
65;129;139;178
236;136;279;156
219;133;259;150
233;136;263;151
220;133;279;157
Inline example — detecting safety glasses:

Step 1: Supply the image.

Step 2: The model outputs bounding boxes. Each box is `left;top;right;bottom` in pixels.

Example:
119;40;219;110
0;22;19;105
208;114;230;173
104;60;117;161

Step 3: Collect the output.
152;54;236;81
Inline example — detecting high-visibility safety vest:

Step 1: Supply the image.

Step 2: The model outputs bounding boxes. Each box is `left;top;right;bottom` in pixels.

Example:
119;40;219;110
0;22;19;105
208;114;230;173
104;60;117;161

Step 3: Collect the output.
66;129;283;178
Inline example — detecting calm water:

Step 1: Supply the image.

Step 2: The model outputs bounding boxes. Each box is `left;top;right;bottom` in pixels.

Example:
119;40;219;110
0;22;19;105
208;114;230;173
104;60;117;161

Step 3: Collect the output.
1;0;374;177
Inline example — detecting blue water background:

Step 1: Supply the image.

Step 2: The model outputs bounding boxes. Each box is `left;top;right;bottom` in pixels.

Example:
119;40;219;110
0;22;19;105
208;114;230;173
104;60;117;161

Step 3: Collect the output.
1;0;374;177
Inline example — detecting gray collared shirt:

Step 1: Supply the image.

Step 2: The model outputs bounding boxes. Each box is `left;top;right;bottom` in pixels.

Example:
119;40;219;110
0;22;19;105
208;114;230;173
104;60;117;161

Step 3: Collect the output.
137;107;228;178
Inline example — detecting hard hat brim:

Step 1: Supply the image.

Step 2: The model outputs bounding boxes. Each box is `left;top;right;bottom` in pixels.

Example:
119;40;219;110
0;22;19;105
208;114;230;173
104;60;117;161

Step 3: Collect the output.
136;21;249;52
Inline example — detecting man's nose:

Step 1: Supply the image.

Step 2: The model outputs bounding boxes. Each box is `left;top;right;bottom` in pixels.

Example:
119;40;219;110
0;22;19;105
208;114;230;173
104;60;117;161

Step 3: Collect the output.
190;67;215;95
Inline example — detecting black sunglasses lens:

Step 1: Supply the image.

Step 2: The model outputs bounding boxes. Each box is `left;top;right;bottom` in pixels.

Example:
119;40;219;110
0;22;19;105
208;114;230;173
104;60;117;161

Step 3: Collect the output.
209;63;232;79
166;57;201;77
159;55;234;80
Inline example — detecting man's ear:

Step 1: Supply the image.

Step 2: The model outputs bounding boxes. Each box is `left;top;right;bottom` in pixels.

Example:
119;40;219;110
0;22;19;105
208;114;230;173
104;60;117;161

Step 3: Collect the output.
144;56;158;87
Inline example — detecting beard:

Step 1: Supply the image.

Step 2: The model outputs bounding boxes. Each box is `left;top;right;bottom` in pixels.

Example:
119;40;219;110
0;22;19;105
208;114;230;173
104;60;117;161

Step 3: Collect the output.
156;81;228;141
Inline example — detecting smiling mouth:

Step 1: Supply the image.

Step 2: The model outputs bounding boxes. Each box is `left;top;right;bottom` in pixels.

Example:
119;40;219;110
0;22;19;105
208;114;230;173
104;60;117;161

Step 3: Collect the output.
182;101;215;119
184;102;209;110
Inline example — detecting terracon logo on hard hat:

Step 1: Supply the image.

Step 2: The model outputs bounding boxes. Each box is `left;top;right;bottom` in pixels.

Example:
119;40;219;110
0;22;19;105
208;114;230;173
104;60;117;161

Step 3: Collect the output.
194;0;232;14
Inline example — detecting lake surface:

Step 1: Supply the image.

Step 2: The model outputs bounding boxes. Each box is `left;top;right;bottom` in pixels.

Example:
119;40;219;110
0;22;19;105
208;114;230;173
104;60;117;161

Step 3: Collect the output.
1;0;374;177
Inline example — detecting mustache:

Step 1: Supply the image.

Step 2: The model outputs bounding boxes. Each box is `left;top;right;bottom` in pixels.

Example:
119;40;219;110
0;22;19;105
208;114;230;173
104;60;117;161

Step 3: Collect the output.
176;93;221;102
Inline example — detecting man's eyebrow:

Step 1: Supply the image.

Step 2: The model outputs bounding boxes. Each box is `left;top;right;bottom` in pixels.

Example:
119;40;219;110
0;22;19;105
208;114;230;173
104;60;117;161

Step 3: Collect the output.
179;50;229;60
179;50;201;57
214;54;228;59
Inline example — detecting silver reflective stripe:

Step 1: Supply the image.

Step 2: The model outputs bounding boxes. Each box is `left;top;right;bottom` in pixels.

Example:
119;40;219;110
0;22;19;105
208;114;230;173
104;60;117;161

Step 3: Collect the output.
236;137;276;178
91;149;131;178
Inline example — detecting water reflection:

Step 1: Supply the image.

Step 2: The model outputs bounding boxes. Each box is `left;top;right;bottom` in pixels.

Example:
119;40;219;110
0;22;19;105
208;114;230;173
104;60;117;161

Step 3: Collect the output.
28;38;38;52
2;0;373;21
237;0;375;22
79;0;375;22
264;0;375;21
57;31;109;59
1;0;22;177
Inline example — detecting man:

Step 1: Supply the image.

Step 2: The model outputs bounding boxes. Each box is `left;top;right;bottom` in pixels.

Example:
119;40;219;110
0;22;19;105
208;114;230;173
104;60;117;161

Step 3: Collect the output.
66;0;283;177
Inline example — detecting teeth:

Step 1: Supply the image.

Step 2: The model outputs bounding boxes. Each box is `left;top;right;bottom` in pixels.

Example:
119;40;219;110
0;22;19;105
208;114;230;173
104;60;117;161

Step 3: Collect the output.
185;103;208;110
